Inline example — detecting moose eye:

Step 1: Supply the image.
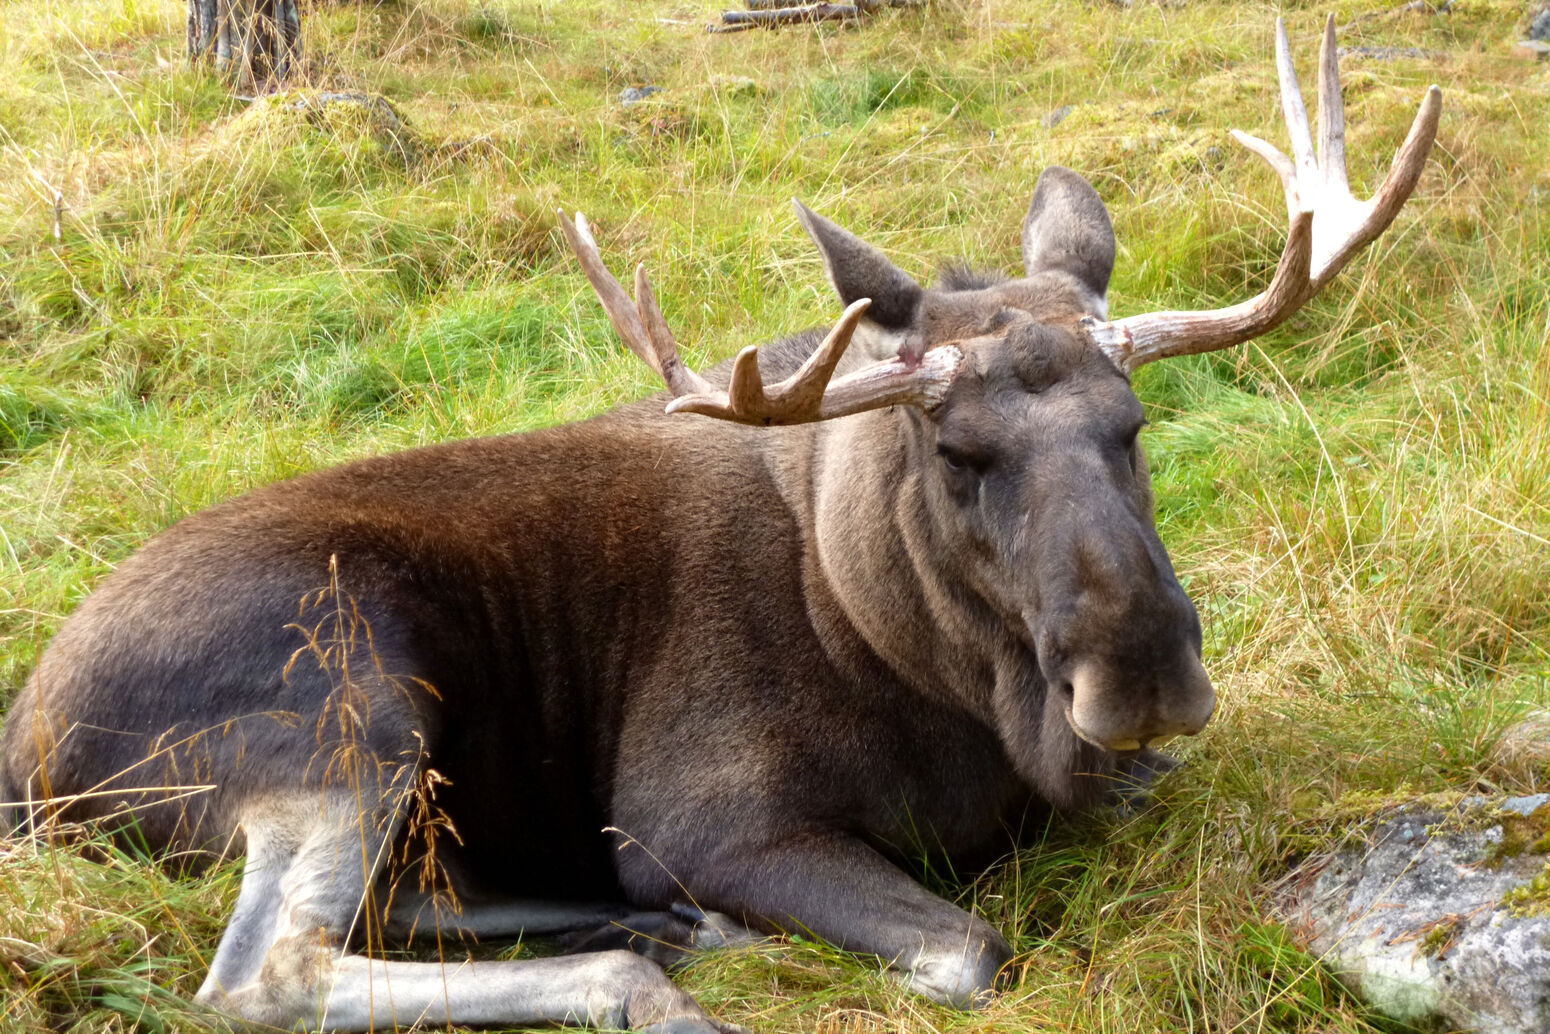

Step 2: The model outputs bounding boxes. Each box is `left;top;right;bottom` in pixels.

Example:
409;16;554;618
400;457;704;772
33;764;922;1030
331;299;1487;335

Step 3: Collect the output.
936;444;987;476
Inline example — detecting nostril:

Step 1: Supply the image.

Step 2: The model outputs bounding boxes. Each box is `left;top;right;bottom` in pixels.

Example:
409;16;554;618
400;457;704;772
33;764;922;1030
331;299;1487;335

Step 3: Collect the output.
1056;681;1074;701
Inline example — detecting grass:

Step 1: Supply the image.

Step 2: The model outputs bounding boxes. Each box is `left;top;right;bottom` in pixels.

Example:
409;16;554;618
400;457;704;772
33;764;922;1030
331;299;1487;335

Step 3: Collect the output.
2;0;1548;1030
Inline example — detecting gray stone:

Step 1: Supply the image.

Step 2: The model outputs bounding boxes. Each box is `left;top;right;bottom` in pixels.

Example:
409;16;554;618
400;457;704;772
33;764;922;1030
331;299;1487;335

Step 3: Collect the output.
618;85;664;107
1280;797;1550;1034
272;91;420;164
1501;794;1550;817
1530;6;1550;42
1041;105;1072;128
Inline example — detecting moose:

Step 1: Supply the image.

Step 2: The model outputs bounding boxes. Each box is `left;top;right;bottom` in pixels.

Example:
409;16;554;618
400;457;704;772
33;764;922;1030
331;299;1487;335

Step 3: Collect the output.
1;19;1437;1033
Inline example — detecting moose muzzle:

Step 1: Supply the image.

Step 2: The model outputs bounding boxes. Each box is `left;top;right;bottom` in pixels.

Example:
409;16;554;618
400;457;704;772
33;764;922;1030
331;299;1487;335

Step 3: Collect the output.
1064;654;1216;753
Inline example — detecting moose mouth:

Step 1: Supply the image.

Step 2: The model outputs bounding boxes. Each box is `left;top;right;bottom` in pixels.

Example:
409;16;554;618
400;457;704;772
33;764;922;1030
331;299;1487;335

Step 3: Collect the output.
1063;703;1143;754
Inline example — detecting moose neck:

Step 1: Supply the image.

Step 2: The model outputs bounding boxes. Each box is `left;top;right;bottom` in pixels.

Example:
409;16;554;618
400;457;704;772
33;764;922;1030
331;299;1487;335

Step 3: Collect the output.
807;408;1009;720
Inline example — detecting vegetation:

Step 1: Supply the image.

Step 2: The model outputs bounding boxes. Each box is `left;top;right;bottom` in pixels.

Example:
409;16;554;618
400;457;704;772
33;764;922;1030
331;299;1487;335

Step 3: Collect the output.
1;0;1547;1030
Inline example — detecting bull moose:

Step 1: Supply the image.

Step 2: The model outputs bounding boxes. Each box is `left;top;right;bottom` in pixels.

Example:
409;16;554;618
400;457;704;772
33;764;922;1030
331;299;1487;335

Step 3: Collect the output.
0;18;1438;1033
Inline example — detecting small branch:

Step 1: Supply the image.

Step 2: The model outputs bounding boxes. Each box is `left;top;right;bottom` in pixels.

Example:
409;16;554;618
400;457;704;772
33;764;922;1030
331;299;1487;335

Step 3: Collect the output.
718;4;860;28
709;0;925;33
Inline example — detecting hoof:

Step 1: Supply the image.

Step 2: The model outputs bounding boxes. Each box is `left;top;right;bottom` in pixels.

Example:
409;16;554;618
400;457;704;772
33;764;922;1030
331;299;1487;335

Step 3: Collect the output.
902;923;1012;1010
670;903;763;950
562;911;699;968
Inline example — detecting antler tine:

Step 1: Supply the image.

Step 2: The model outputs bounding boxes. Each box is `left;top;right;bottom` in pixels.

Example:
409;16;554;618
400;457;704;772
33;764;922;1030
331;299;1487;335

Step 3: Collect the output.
557;210;713;396
564;210;965;425
1317;15;1348;195
1230;128;1299;221
631;264;714;397
1276;18;1318;188
666;299;917;424
558;211;657;375
1081;16;1441;373
694;301;875;422
668;299;881;423
1315;79;1441;290
726;345;767;416
776;298;871;411
665;298;968;424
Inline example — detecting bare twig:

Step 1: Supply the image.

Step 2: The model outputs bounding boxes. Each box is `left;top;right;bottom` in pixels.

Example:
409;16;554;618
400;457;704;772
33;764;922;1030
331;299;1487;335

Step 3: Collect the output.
719;4;860;29
709;0;924;32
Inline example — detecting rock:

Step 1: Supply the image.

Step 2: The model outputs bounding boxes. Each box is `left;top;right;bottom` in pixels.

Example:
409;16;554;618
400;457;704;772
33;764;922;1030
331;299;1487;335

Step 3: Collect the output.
709;75;759;97
1530;5;1550;42
1280;796;1550;1034
266;90;421;165
1500;793;1550;816
1041;105;1072;128
618;85;664;107
1515;39;1550;61
282;91;406;127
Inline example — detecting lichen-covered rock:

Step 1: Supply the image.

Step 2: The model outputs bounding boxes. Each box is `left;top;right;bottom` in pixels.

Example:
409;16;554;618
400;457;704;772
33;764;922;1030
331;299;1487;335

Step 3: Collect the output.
1280;794;1550;1034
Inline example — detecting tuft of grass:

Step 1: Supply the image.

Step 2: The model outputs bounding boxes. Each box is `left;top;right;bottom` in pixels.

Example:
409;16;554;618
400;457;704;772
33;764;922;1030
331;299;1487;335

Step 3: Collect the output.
2;0;1547;1031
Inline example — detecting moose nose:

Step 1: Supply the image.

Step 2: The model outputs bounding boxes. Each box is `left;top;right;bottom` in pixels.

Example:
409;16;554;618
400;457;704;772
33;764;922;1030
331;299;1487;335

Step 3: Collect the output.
1064;656;1215;753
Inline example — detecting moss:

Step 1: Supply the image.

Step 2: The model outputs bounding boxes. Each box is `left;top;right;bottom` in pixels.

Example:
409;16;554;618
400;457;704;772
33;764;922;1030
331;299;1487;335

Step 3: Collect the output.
1418;915;1463;958
1305;787;1459;827
1501;865;1550;919
1435;801;1550;866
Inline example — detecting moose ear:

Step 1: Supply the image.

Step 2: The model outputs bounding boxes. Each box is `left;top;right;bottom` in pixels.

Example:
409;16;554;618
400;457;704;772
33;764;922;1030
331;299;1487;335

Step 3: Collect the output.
1021;167;1116;317
794;200;923;334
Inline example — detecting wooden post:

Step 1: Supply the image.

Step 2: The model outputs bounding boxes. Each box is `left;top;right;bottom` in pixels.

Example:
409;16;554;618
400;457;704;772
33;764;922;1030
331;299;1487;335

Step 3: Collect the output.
188;0;300;89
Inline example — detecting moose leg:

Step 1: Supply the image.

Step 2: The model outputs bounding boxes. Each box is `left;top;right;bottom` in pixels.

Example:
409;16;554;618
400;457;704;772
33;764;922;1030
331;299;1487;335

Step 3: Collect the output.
387;892;759;970
560;904;763;968
383;890;634;942
316;952;732;1032
199;794;730;1032
677;833;1011;1008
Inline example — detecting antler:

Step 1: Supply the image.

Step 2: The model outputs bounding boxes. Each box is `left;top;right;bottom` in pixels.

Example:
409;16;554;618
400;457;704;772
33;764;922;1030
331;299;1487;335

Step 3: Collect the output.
1081;15;1442;372
558;210;964;425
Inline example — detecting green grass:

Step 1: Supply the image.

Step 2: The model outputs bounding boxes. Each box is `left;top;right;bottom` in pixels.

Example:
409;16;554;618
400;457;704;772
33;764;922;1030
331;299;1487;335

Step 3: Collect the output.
2;0;1548;1030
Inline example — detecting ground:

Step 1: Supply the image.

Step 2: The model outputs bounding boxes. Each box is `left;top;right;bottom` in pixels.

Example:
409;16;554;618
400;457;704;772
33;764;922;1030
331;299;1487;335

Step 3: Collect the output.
1;0;1548;1031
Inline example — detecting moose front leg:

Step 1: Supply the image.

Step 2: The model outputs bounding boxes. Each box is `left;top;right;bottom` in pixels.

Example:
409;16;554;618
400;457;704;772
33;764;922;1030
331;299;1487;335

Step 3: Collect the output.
666;833;1012;1008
